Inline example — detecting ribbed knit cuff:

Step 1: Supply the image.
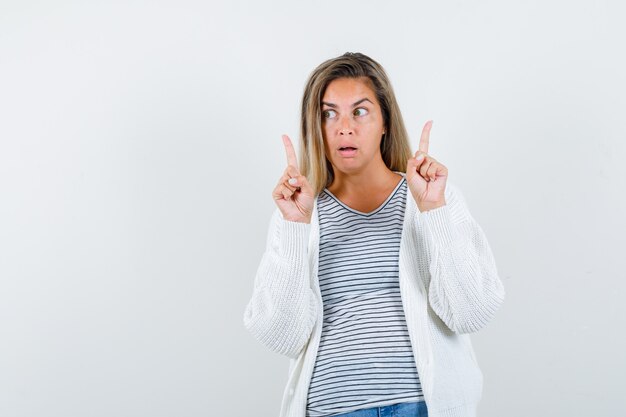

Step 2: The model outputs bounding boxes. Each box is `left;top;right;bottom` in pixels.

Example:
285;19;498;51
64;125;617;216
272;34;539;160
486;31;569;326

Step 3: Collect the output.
276;215;311;259
419;204;458;247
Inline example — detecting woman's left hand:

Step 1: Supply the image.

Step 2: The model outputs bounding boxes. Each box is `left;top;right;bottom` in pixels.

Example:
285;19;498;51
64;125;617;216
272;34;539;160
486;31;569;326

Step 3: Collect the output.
406;120;448;212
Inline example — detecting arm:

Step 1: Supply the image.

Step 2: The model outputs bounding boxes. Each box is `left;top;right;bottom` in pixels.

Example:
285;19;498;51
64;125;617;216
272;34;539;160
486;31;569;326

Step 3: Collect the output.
419;183;505;334
242;208;319;358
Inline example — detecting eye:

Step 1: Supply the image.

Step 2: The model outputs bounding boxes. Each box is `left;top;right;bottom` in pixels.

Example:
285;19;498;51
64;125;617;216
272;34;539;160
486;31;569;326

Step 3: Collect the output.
353;107;369;117
322;109;337;119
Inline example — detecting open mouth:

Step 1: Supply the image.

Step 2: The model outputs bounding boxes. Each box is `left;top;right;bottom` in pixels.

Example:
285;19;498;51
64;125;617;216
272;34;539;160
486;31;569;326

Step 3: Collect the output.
338;147;358;157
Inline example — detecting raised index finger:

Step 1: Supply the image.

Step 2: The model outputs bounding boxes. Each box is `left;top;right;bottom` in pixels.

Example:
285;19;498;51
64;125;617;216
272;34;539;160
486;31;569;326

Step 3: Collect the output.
282;134;299;170
418;120;433;154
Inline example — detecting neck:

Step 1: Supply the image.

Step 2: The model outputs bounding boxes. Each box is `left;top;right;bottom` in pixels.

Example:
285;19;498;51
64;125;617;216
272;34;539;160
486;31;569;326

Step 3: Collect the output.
328;157;399;196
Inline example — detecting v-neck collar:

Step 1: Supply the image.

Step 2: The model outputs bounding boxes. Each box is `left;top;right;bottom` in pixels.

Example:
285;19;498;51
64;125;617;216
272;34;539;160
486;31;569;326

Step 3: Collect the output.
322;172;406;216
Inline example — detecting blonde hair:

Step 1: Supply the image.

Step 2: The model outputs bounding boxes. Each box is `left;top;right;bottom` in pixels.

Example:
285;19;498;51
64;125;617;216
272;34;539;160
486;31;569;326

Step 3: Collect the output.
298;52;413;196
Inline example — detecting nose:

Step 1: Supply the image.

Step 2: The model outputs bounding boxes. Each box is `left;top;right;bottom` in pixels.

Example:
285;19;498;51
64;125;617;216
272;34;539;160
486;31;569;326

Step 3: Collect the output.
338;116;354;135
339;128;353;135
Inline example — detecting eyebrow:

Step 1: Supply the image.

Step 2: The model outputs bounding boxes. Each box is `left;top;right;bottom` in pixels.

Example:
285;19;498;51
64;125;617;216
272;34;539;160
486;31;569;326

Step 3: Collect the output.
321;98;373;108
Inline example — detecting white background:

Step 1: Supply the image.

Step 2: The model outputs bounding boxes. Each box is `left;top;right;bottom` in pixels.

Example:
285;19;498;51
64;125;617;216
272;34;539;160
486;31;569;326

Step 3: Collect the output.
1;1;625;416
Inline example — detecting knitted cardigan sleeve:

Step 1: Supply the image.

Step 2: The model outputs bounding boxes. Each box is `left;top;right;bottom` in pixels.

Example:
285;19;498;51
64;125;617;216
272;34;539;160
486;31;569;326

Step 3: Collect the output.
419;182;505;334
242;208;319;358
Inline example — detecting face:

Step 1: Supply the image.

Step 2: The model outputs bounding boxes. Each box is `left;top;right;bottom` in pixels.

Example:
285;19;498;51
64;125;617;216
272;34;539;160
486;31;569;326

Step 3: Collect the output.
321;77;386;175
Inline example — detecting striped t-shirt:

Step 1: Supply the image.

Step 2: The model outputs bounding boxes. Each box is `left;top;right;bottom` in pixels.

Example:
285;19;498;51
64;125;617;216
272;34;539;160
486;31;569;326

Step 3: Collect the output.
305;175;425;417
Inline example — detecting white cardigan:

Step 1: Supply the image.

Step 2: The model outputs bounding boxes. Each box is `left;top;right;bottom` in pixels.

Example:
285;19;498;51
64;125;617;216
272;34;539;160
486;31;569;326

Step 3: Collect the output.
243;177;505;417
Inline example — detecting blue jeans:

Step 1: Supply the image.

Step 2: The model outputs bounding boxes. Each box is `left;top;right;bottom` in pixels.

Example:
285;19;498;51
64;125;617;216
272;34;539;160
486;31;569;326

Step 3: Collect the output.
331;401;428;417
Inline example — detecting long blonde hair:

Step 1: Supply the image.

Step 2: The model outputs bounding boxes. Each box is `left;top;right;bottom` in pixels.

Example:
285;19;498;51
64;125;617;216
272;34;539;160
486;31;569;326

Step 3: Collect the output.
298;52;413;196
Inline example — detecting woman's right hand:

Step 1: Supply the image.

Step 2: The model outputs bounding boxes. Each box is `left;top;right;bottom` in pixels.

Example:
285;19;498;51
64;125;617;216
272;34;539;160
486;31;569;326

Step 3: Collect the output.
272;135;315;224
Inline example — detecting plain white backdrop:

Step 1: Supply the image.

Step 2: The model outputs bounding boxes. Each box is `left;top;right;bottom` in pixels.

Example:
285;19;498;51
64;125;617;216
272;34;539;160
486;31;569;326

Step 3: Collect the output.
1;1;625;416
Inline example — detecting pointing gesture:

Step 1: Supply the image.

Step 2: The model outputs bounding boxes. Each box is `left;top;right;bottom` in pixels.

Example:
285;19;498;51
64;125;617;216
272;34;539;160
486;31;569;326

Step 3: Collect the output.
418;119;431;154
283;133;299;170
272;134;315;223
406;120;448;212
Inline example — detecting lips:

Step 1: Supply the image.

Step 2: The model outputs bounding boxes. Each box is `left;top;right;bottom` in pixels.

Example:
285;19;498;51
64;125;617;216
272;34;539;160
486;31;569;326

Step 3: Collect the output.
338;147;358;157
338;142;358;150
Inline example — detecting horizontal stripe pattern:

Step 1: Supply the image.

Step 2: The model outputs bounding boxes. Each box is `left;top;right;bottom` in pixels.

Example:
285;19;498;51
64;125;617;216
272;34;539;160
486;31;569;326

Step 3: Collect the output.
306;177;424;417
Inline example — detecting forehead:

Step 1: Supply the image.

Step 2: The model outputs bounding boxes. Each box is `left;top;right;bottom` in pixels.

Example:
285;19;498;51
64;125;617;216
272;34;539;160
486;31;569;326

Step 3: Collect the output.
322;77;376;103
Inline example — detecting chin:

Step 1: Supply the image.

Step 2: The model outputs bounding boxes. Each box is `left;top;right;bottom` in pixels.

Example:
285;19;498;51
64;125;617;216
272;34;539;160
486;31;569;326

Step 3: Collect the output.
331;162;363;176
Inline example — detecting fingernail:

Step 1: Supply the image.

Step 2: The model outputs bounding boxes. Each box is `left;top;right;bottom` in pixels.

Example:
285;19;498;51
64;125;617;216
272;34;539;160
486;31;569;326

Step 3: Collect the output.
288;178;297;185
416;154;424;160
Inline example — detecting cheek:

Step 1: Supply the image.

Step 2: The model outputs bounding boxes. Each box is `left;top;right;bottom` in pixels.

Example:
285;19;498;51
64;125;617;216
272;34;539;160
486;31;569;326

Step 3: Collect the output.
322;122;332;138
356;117;379;133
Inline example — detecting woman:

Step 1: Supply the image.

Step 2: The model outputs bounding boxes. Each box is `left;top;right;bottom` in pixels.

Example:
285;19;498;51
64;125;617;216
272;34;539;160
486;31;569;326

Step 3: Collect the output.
243;52;505;417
